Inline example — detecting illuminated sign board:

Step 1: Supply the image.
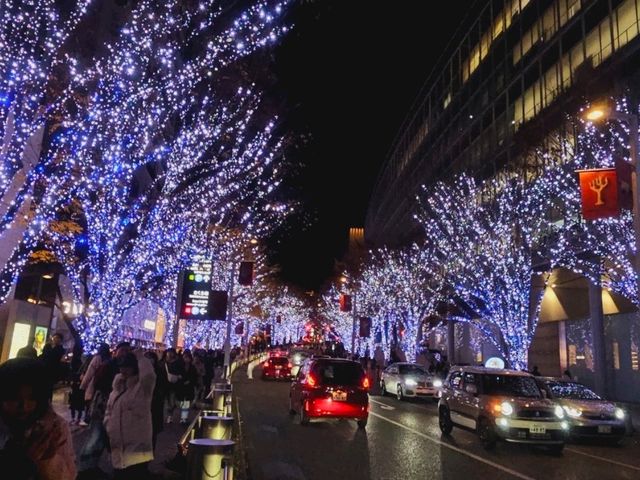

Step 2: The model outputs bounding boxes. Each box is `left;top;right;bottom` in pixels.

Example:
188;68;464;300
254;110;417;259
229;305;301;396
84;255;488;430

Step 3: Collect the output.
180;256;213;320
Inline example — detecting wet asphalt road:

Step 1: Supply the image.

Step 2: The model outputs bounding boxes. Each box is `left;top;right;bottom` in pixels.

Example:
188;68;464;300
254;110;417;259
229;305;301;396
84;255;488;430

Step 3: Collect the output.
234;363;640;480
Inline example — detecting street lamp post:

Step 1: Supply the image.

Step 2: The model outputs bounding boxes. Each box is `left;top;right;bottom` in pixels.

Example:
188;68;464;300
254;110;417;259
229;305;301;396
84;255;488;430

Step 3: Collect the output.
351;293;357;358
222;260;238;381
584;104;639;396
584;105;640;297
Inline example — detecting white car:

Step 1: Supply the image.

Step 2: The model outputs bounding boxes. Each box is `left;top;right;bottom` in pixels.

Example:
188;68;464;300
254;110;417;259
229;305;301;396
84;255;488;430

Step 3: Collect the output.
381;362;442;400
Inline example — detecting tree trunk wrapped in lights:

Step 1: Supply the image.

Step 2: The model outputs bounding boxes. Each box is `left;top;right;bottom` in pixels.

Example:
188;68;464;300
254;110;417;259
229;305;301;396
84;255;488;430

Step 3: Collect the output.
415;174;555;371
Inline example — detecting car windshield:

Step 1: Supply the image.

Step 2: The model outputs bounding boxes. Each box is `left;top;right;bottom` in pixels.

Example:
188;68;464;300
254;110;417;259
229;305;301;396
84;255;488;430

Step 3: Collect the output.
313;361;364;386
398;364;426;375
482;374;541;398
545;381;600;400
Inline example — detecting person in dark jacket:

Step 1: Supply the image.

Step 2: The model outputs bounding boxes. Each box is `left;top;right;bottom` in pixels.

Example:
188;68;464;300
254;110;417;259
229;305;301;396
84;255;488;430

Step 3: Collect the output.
178;351;198;424
17;337;38;359
40;333;65;389
160;348;184;424
144;351;165;451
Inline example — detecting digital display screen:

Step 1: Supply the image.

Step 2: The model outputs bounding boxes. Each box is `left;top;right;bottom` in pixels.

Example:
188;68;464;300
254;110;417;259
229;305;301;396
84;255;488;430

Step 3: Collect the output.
181;256;212;319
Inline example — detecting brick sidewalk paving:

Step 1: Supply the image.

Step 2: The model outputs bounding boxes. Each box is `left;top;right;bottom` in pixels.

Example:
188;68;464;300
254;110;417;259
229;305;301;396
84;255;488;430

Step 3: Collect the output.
52;387;188;479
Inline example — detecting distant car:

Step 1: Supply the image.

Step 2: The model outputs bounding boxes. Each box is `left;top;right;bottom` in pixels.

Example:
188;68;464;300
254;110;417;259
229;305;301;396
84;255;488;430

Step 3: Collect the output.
439;366;568;453
289;358;370;428
535;377;626;444
262;356;293;380
268;349;287;358
380;362;442;401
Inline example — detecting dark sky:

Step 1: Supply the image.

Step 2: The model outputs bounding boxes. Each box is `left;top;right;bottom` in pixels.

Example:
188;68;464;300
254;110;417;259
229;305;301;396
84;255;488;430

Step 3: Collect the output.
267;0;469;291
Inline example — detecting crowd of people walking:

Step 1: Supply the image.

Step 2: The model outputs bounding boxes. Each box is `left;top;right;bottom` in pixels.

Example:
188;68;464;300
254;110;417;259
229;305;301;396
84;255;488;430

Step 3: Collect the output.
0;332;228;480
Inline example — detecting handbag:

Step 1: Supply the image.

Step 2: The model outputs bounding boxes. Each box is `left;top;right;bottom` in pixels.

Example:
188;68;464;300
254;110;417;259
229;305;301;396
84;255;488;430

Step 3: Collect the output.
166;363;180;384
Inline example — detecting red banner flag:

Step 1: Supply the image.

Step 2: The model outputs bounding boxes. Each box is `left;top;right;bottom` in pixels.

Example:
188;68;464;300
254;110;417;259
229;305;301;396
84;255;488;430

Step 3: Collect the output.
577;168;620;220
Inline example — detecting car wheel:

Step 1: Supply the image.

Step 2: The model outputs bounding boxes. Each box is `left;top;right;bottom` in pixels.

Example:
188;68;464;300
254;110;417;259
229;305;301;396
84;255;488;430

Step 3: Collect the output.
396;385;404;401
439;406;453;435
478;418;496;450
357;417;368;429
380;381;387;396
548;444;564;455
288;395;296;415
299;401;309;426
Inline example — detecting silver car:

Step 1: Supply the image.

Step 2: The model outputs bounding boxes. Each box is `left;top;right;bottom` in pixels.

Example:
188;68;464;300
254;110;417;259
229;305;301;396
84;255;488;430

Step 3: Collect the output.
536;377;626;444
380;362;442;400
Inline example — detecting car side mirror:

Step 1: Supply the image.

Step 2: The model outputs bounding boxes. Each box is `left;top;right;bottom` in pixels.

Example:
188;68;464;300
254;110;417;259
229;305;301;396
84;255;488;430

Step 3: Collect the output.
465;384;477;395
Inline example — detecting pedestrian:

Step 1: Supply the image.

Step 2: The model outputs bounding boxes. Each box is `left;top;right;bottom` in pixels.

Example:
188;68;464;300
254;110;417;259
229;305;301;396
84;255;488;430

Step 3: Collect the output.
144;351;165;452
178;351;198;424
17;337;38;359
160;348;183;424
77;342;130;479
0;358;76;480
68;371;86;426
193;352;206;401
531;365;541;376
104;349;155;479
40;333;65;395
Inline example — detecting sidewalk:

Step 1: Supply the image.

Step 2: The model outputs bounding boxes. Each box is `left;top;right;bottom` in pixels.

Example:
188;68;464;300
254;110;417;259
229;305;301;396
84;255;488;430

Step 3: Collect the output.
52;387;189;479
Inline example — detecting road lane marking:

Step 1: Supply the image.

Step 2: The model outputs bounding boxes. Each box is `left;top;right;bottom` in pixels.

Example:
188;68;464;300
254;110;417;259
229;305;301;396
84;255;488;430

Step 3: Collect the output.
565;447;640;472
368;411;536;480
379;405;395;411
370;399;396;411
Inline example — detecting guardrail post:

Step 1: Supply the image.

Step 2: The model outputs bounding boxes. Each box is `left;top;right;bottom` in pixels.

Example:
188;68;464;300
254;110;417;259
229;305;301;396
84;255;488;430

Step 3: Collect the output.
186;439;234;480
212;383;233;415
198;415;234;440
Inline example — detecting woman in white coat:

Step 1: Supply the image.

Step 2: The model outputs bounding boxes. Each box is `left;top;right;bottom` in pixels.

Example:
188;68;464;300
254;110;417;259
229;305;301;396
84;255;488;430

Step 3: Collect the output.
104;349;156;479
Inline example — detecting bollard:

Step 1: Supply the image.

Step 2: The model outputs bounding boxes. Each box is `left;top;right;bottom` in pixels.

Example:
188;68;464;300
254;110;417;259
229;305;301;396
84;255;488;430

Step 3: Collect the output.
198;415;234;440
212;385;233;415
186;439;234;480
200;409;224;417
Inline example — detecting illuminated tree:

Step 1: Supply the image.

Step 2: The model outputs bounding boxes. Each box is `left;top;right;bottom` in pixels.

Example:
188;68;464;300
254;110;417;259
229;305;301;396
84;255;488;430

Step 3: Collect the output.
415;174;556;371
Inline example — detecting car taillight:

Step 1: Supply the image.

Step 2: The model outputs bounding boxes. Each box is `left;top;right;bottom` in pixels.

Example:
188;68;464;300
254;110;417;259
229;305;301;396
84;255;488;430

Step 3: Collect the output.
362;376;370;390
288;362;293;369
306;373;318;387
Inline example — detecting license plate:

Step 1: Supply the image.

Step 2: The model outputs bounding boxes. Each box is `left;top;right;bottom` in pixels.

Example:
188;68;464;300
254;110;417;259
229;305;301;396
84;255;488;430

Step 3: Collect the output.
529;425;546;434
332;391;347;401
598;425;612;434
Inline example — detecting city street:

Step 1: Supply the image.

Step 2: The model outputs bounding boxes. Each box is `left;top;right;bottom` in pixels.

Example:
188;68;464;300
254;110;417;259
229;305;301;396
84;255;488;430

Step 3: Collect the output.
235;364;640;480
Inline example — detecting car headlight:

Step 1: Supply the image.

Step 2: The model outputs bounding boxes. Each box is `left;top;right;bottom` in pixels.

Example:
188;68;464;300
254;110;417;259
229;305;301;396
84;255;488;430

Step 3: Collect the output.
405;379;417;387
500;401;514;416
563;406;582;418
433;379;443;388
615;408;625;420
555;405;565;419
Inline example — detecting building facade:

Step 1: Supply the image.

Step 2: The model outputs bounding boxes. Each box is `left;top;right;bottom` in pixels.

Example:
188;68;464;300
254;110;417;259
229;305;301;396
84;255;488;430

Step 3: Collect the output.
366;0;640;400
367;0;640;245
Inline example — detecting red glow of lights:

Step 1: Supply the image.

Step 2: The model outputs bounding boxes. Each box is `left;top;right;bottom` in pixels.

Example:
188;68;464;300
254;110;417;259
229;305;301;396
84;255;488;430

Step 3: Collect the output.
305;373;317;387
362;377;370;390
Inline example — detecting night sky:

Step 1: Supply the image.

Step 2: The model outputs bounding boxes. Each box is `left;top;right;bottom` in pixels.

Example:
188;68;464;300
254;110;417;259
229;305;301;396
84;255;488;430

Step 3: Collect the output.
267;0;469;291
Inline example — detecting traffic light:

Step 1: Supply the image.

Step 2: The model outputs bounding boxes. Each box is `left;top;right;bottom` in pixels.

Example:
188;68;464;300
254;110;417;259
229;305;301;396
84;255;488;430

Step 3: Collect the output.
339;294;352;312
359;317;371;337
238;261;254;286
208;291;228;320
